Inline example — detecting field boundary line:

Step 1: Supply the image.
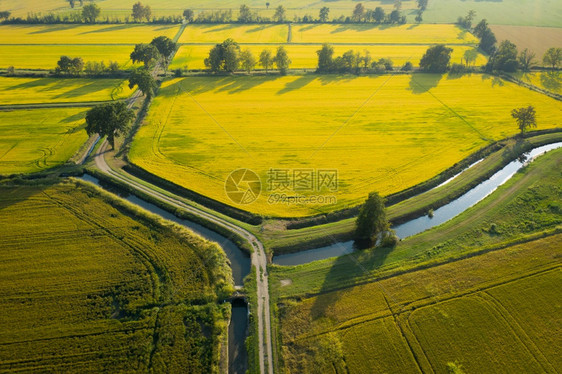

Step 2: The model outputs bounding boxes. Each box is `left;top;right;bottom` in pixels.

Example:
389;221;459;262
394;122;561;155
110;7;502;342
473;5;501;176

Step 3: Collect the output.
479;290;558;373
0;100;125;111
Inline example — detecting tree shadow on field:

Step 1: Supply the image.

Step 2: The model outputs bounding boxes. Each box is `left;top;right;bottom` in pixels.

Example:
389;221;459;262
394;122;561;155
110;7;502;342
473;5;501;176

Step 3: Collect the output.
160;75;280;97
540;71;561;93
502;137;531;163
317;74;357;86
79;24;136;34
481;74;504;87
28;24;82;34
276;74;317;95
216;75;280;94
60;110;87;124
247;24;280;33
0;185;44;211
408;73;443;94
308;242;395;321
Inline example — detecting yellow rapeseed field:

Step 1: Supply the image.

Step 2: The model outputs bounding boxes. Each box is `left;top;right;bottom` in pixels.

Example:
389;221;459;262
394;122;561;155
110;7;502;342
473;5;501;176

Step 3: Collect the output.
178;24;289;44
170;44;487;70
0;24;179;44
513;71;562;94
129;74;561;217
0;108;88;174
290;24;479;44
0;77;134;105
0;45;134;70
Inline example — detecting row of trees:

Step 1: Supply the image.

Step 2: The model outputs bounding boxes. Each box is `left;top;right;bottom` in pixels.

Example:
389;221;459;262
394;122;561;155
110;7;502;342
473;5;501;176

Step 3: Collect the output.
349;2;406;24
204;39;291;74
316;44;409;74
55;56;119;75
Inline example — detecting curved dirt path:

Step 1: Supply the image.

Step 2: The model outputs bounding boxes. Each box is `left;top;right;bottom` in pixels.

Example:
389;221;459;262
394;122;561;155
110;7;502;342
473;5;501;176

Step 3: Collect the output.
93;140;274;374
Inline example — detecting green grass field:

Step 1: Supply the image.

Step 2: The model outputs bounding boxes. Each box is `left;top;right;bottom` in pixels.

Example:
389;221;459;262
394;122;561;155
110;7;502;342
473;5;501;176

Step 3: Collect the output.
0;24;179;44
129;74;561;217
170;44;486;71
0;45;134;70
0;181;232;372
0;78;134;105
277;233;561;373
0;108;88;174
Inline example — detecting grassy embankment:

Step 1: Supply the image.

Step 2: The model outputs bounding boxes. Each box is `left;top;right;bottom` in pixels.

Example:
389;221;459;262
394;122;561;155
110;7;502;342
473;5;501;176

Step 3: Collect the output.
129;74;561;217
272;147;562;373
0;180;233;372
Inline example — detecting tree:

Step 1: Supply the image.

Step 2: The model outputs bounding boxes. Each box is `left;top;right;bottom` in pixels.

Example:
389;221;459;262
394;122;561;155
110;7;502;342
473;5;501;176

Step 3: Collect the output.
415;9;423;23
224;44;240;72
132;2;151;22
419;44;452;73
56;56;72;74
389;10;401;23
273;5;285;23
266;2;270;9
150;36;177;61
394;0;402;11
68;0;75;9
238;4;252;23
130;43;160;67
85;102;134;150
355;192;389;242
0;10;11;20
204;39;241;73
259;49;273;73
479;27;497;55
373;7;385;23
473;19;488;38
417;0;428;11
82;3;100;23
518;48;536;71
316;43;334;72
492;40;518;72
70;57;84;74
511;106;537;134
352;3;365;22
457;9;476;29
183;9;194;22
319;7;330;23
463;48;478;66
240;49;256;74
401;61;413;71
274;46;291;75
543;47;562;69
128;68;157;99
55;56;83;75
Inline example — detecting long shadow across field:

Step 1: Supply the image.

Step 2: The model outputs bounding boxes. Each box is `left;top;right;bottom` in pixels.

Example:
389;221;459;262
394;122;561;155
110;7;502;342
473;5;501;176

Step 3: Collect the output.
408;73;443;94
161;75;281;96
308;242;394;320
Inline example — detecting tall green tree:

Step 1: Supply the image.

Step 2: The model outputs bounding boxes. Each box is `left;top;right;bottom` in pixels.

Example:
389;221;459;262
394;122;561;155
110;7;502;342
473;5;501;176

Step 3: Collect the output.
130;43;160;67
238;4;252;23
183;9;194;22
373;7;385;23
240;49;256;74
259;49;273;73
419;44;452;73
223;44;240;72
355;192;389;242
128;68;157;99
511;106;537;134
85;102;134;149
492;40;518;72
0;10;11;19
316;43;334;72
132;2;151;22
473;19;488;38
274;46;291;75
204;39;241;73
319;7;330;22
82;3;100;23
417;0;428;11
518;48;536;72
273;5;285;23
352;3;365;22
150;36;177;61
543;47;562;69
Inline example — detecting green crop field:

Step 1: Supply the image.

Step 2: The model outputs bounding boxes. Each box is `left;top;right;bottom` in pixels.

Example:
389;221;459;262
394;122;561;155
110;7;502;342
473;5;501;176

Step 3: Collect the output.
277;234;561;373
129;74;561;217
170;44;486;71
0;24;179;44
0;45;134;70
178;24;288;44
290;24;478;44
0;108;88;174
0;181;232;372
0;78;134;105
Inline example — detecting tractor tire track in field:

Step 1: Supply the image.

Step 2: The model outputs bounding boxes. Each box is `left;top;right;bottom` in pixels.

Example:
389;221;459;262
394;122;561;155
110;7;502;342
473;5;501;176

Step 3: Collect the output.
479;290;558;373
